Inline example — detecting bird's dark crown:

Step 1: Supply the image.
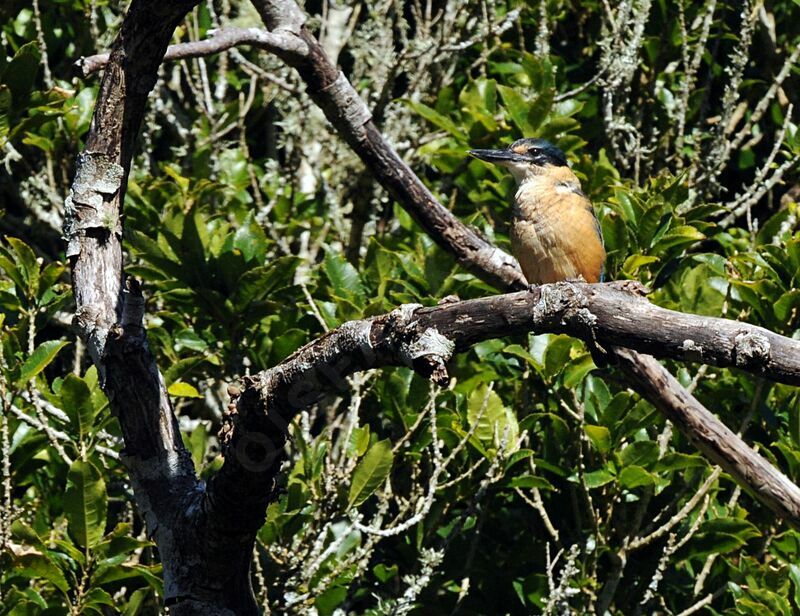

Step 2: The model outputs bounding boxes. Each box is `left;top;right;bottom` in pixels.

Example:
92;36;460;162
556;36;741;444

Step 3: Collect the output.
508;138;568;167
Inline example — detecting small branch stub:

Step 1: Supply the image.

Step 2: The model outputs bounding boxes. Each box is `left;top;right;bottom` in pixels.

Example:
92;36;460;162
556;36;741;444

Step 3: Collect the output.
406;327;455;386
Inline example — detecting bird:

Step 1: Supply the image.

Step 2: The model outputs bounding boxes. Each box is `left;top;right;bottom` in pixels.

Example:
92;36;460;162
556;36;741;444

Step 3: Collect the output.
469;138;606;286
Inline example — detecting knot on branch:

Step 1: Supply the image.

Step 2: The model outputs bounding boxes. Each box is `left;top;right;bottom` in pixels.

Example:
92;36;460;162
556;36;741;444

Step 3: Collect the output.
63;151;124;257
404;327;455;386
733;331;771;369
120;277;146;330
380;304;455;386
105;280;149;355
534;282;596;329
218;375;288;476
74;304;114;371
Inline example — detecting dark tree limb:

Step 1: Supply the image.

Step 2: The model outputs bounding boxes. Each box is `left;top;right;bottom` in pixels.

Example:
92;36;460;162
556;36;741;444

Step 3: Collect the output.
249;0;526;292
615;348;800;524
412;283;800;387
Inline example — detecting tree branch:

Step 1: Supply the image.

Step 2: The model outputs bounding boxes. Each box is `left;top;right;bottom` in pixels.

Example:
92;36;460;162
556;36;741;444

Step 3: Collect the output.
250;0;525;292
66;0;199;493
75;26;309;77
615;348;800;525
64;1;266;612
216;285;800;527
413;283;800;386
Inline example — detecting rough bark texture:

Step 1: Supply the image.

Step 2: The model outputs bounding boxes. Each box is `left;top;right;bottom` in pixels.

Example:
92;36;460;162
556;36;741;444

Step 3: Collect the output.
411;282;800;386
215;287;800;528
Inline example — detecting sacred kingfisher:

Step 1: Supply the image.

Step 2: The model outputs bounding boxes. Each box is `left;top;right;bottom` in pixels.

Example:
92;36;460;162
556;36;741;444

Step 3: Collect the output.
469;138;606;285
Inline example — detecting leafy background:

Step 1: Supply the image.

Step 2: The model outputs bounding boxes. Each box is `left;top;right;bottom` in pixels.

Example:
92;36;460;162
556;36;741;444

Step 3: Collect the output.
1;0;800;614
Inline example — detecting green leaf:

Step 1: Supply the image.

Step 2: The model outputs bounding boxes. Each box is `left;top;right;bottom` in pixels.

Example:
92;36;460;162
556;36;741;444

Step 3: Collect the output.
18;339;69;384
563;354;596;388
653;452;708;473
508;474;554;490
584;469;615;488
584;425;612;454
233;211;268;263
775;289;800;322
373;563;398;582
324;251;366;306
467;384;519;453
789;564;800;611
315;584;347;616
231;256;300;310
12;553;69;594
4;42;40;105
618;465;656;488
6;236;39;295
123;588;151;616
84;587;115;608
168;381;202;398
348;439;393;507
349;425;370;457
173;329;208;353
542;335;576;378
619;440;659;468
64;459;108;549
498;84;533;134
406;101;465;138
622;254;659;276
60;373;98;440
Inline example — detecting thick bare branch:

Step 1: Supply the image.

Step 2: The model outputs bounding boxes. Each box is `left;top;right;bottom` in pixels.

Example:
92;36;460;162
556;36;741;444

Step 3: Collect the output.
218;285;800;527
414;283;800;386
66;0;199;484
62;2;266;612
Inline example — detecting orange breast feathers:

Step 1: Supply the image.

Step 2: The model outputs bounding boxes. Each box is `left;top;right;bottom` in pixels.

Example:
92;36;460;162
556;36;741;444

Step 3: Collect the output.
509;168;606;285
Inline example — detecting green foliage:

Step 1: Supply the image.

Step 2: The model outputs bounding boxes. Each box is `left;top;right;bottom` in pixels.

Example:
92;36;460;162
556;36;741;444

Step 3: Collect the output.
2;0;800;614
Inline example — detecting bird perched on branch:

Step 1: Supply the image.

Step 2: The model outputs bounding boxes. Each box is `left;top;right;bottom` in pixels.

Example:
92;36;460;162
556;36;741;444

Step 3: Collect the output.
469;138;605;285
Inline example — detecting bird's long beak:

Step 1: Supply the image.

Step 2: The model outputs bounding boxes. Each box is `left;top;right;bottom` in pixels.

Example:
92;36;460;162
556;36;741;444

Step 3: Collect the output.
468;148;523;165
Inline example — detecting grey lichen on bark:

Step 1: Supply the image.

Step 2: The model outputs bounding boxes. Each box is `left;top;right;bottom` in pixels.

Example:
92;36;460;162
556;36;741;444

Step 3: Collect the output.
63;151;124;258
733;331;772;369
